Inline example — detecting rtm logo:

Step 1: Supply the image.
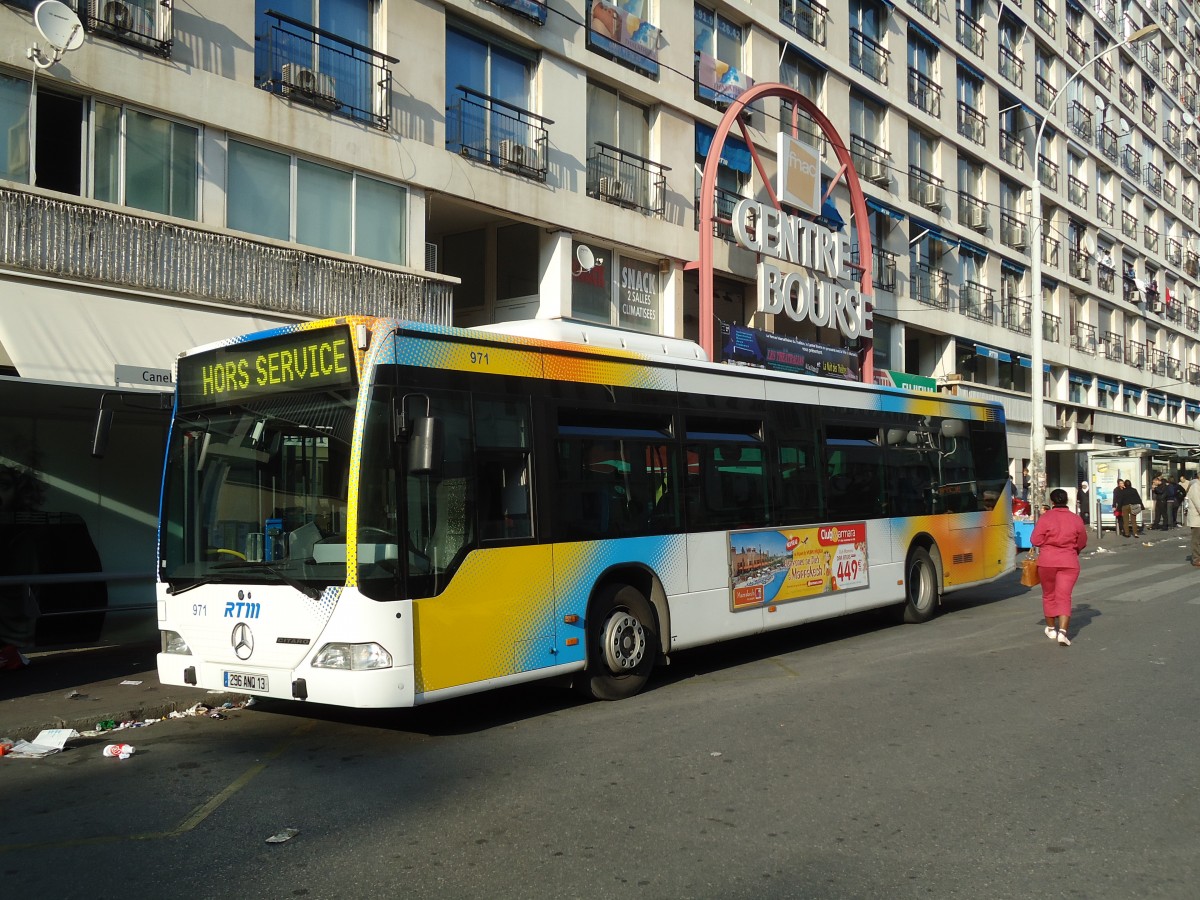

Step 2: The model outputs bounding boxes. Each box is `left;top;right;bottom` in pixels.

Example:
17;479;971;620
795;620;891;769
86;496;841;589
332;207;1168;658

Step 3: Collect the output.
225;601;261;619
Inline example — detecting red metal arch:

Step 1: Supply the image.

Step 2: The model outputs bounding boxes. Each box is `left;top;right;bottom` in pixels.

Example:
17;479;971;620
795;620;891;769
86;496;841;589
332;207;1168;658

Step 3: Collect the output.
691;82;874;381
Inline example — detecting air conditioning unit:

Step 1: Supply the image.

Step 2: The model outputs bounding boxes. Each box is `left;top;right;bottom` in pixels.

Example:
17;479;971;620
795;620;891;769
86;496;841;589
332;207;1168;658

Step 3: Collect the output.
103;0;133;30
281;64;338;109
969;205;988;229
499;140;538;172
860;157;886;184
1151;300;1164;314
599;176;633;205
919;182;941;209
1004;222;1027;249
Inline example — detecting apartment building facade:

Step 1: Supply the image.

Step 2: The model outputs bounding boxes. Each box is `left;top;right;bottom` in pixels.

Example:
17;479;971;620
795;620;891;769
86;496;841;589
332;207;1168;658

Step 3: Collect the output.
2;0;1199;642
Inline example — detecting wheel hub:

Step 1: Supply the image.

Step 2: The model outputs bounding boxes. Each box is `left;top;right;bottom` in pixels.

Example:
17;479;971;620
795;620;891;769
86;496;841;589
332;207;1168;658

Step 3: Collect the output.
601;611;646;672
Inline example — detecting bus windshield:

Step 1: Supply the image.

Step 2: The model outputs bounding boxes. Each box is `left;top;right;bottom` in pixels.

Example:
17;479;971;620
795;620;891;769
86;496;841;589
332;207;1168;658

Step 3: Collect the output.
159;389;357;591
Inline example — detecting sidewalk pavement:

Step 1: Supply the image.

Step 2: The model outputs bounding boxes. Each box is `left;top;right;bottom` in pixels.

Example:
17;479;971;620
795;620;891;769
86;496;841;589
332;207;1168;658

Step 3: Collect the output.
0;523;1192;742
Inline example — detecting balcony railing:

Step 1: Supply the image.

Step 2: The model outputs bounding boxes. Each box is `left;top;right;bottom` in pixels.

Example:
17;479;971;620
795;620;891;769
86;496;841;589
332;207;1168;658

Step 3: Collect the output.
1101;331;1124;362
780;0;828;47
448;86;552;182
586;142;669;217
1094;55;1115;89
959;281;995;322
1164;179;1177;205
1141;41;1162;76
1038;154;1059;191
1034;0;1057;36
850;135;892;185
80;0;173;57
1073;321;1097;354
1041;234;1060;268
1149;349;1168;376
1004;297;1032;334
850;29;889;84
1097;124;1119;162
1165;62;1180;94
1067;100;1092;143
1142;101;1157;131
1000;130;1025;169
1144;162;1163;196
908;0;939;21
1165;120;1181;151
908;68;942;117
1098;195;1115;225
0;187;452;321
1189;308;1200;331
1121;145;1142;178
958;102;985;144
909;167;945;210
1098;263;1116;291
1067;28;1088;64
1122;211;1138;238
999;45;1024;88
1120;80;1137;109
1187;251;1200;276
1001;211;1028;250
1145;226;1160;253
911;261;950;308
1126;340;1146;369
1184;139;1198;169
1035;74;1056;108
852;244;898;292
1042;311;1061;343
959;194;989;232
956;11;984;58
703;186;741;242
1189;364;1200;385
1067;174;1088;208
1184;195;1195;220
257;10;396;129
1069;248;1091;281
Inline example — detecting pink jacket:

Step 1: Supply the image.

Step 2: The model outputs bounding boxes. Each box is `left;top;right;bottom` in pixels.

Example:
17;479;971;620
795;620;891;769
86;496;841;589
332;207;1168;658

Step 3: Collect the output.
1030;507;1089;569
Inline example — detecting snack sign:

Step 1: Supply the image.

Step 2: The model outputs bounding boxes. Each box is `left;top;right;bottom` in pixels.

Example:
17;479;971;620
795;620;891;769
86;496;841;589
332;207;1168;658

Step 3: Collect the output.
730;523;868;610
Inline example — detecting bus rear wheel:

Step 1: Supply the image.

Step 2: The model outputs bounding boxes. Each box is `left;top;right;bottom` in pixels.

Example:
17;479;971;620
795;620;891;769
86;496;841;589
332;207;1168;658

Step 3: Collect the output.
902;547;939;624
576;583;658;701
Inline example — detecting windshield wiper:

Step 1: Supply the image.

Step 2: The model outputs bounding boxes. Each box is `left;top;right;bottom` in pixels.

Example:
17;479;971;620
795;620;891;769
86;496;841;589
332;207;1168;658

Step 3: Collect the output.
210;560;323;599
165;577;217;597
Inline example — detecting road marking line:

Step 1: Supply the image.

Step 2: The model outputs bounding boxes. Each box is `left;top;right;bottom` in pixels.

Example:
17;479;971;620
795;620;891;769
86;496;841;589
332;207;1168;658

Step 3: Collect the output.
0;720;314;854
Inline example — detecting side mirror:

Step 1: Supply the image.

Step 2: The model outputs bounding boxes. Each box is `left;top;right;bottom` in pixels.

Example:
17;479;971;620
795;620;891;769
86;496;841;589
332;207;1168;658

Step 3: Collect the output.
886;428;909;446
91;408;114;458
406;416;443;476
940;419;966;438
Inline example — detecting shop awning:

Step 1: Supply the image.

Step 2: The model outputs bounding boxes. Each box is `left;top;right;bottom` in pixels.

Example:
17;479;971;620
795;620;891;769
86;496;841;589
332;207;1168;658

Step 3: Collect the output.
908;21;940;47
1147;391;1166;404
1069;372;1091;385
1123;386;1143;398
696;123;751;174
909;218;958;248
0;278;291;389
1097;378;1119;393
975;343;1011;362
958;237;989;258
957;59;988;83
1001;258;1027;275
1167;396;1182;409
1017;356;1051;372
866;196;905;221
1123;436;1159;448
1187;402;1200;415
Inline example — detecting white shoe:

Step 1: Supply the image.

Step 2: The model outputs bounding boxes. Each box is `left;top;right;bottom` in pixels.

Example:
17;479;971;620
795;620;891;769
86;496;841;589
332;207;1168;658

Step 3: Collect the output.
1056;630;1072;647
1044;626;1057;640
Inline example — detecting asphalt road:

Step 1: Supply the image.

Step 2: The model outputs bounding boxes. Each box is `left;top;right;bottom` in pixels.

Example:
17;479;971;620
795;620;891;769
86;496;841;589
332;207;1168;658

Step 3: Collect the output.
4;534;1199;899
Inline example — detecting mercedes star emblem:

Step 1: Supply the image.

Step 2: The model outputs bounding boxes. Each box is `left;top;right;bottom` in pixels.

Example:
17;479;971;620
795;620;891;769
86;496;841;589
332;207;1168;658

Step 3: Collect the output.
231;622;254;660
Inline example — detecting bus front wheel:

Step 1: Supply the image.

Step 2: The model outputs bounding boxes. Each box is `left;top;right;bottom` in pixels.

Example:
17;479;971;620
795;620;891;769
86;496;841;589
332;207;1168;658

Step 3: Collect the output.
576;583;658;701
902;547;939;624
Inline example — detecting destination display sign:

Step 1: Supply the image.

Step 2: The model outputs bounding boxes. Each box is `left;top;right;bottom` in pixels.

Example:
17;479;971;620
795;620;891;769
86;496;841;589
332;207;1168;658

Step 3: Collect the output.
177;325;356;409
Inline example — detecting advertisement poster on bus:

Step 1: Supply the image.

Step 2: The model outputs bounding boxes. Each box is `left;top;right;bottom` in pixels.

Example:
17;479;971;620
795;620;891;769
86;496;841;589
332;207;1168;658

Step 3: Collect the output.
730;523;868;610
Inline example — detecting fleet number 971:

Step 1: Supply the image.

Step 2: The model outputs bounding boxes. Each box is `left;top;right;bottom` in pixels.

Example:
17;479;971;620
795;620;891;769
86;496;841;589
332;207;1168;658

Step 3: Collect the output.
469;350;490;366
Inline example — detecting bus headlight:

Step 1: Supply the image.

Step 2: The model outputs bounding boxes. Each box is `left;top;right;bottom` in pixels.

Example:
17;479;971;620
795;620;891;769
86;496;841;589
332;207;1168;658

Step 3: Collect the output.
311;642;393;670
161;630;191;655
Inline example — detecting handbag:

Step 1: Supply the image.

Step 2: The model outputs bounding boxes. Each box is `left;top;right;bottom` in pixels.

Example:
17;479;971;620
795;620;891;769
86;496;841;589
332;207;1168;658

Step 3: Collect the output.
1129;503;1144;517
1019;551;1040;587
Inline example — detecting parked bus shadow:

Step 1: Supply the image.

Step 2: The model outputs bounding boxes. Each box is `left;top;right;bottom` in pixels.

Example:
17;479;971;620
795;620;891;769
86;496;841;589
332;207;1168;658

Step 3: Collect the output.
247;581;1025;737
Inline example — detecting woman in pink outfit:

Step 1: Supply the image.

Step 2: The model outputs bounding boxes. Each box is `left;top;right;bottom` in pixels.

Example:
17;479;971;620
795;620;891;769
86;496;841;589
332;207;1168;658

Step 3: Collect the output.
1030;488;1089;647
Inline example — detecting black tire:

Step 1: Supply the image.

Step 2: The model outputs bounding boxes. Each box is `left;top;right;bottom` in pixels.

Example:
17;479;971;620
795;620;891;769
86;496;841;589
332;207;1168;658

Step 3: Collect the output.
902;547;939;624
575;583;658;701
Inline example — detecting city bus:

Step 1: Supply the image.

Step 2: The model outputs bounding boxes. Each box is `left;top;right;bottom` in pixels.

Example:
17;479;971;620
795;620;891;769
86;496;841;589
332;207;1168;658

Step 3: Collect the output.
156;316;1014;707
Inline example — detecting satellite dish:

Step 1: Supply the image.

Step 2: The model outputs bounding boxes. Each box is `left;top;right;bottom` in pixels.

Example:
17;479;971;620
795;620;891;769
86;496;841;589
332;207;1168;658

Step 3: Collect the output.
28;0;83;69
1082;234;1096;258
575;244;596;272
34;1;84;53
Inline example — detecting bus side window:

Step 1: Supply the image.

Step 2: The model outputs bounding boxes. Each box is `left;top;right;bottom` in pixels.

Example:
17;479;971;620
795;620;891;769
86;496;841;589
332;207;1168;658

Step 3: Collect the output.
776;444;821;524
474;397;533;543
823;425;886;520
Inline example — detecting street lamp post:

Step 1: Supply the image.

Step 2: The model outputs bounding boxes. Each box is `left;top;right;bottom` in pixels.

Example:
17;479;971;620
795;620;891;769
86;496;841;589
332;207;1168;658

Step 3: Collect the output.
1028;23;1160;516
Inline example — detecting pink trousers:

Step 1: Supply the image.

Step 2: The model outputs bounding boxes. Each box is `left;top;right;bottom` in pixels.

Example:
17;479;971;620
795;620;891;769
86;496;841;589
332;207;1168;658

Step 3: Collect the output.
1038;566;1078;619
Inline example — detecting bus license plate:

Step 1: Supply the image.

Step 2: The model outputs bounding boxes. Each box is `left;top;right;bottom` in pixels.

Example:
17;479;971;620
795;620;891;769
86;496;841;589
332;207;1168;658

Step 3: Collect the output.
224;671;268;691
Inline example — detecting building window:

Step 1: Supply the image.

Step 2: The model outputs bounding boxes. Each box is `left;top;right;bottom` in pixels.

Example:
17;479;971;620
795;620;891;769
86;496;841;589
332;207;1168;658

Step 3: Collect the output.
587;83;649;160
694;4;752;105
571;241;661;333
780;45;825;148
0;73;199;219
227;140;406;264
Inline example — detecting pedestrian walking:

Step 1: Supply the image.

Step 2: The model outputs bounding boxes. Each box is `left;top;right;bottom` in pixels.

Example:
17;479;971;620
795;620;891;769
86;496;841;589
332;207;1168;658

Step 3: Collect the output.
1030;488;1089;647
1166;477;1182;528
1185;476;1200;567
